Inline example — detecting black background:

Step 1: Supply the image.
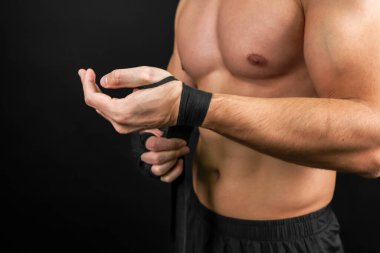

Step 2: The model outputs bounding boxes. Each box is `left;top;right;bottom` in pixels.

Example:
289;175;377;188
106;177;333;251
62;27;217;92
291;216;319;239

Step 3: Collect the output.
0;1;379;252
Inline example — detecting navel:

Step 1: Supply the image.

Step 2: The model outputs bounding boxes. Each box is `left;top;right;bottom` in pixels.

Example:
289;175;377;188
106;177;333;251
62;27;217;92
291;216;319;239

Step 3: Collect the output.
247;53;267;67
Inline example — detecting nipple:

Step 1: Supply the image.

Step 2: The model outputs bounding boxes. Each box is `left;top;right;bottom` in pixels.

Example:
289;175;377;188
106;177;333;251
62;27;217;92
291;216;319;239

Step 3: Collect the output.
247;53;267;67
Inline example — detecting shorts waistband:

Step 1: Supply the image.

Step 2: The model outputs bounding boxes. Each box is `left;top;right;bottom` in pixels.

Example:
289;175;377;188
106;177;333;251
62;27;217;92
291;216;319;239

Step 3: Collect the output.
189;187;334;241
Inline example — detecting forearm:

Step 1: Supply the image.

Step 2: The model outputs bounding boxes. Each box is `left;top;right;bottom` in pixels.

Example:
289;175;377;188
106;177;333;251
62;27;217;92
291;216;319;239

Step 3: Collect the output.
202;94;380;178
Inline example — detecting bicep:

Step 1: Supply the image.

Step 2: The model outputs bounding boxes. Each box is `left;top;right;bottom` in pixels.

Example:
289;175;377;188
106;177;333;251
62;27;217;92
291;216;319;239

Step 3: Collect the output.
304;0;380;105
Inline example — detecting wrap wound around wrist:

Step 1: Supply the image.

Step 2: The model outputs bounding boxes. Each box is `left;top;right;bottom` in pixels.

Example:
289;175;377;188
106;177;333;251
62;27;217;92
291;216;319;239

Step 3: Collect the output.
131;76;212;180
139;75;212;127
177;83;212;127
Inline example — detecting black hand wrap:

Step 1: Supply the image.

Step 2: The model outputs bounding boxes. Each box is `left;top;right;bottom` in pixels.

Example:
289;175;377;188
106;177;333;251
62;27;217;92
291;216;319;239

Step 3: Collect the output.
131;76;212;180
139;75;213;127
138;76;178;90
177;84;212;126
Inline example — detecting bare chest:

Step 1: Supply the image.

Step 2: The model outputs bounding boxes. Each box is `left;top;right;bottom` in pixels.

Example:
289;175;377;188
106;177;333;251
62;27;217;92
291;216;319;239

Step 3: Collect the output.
177;0;306;81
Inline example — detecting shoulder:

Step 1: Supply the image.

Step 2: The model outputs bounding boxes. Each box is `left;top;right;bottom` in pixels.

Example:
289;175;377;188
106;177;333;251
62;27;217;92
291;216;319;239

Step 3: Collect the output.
301;0;380;15
301;0;380;100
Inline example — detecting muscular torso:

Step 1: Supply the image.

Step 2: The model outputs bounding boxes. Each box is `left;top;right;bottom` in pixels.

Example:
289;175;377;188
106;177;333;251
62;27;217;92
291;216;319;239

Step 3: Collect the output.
176;0;336;220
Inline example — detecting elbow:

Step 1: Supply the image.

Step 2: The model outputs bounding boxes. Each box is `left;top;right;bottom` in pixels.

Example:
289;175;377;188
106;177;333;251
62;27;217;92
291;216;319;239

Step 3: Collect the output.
360;149;380;179
370;168;380;179
364;169;380;179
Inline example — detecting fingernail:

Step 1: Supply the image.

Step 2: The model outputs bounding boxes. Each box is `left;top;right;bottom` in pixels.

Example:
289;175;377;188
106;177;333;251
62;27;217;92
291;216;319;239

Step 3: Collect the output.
85;70;90;80
100;76;107;86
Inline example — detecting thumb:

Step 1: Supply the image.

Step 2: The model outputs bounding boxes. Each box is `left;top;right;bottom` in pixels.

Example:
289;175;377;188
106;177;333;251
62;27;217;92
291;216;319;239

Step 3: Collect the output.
99;66;170;89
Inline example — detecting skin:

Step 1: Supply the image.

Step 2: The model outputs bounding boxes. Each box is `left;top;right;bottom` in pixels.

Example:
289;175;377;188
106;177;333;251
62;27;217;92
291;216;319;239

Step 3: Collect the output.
79;0;380;220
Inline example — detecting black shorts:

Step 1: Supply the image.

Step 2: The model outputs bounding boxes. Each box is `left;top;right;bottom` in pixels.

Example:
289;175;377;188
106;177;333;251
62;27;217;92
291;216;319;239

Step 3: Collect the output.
170;128;344;253
185;187;344;253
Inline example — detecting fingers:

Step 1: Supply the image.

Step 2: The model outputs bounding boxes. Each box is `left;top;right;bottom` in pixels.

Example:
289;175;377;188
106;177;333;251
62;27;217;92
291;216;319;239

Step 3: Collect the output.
151;159;178;176
82;68;98;93
79;68;115;112
78;69;102;93
160;159;184;183
140;146;190;165
145;136;187;152
78;69;86;83
99;66;171;89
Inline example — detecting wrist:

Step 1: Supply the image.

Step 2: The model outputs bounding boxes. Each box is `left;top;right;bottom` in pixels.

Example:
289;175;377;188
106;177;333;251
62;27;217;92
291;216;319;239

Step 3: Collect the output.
168;81;183;126
201;93;223;130
176;84;212;127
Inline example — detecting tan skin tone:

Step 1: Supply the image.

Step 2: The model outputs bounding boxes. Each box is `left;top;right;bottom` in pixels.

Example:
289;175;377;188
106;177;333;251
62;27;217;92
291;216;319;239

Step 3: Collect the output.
79;0;380;220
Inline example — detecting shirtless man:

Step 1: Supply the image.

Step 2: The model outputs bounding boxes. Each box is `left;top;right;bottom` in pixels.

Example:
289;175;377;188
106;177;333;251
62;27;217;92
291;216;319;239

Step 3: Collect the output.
78;0;380;252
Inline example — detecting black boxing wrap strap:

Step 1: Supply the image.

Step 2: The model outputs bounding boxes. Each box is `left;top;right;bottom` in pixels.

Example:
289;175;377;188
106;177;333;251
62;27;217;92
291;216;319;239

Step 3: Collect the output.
138;75;212;127
177;84;212;127
138;76;178;90
139;76;212;126
131;75;211;180
130;127;171;179
130;131;157;179
131;126;194;180
131;77;178;179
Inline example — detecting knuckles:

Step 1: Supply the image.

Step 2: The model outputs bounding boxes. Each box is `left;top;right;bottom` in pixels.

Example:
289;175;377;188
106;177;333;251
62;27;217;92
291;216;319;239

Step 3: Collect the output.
109;102;129;124
141;66;155;83
142;152;161;165
112;113;126;124
113;123;128;134
84;95;93;106
146;138;159;151
152;166;162;175
161;163;183;183
151;153;162;165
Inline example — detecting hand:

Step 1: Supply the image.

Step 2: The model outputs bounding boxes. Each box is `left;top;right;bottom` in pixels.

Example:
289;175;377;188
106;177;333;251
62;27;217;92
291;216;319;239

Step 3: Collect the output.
142;128;190;183
78;67;182;134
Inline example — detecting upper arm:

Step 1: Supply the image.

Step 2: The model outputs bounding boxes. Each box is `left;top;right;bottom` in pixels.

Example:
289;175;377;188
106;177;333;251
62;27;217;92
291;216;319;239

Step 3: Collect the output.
166;0;194;86
303;0;380;105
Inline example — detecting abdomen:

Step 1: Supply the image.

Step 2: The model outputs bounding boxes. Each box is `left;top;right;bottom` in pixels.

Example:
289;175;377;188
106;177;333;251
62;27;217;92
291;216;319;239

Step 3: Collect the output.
192;128;336;220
